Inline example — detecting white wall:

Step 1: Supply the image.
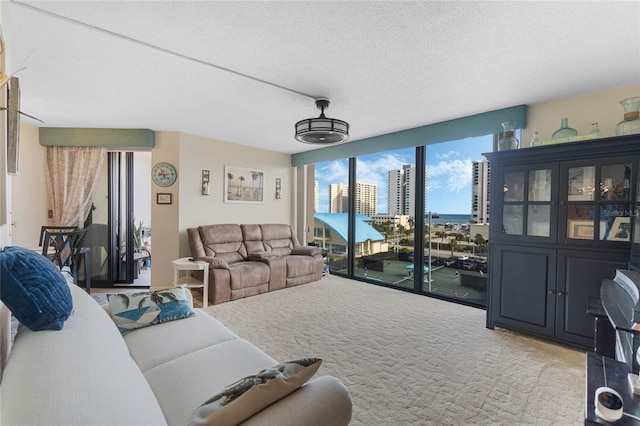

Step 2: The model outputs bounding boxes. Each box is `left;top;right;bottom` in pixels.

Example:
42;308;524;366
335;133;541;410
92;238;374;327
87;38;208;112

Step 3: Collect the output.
9;123;48;247
133;151;152;226
150;132;181;288
176;132;293;259
0;4;10;248
523;83;640;146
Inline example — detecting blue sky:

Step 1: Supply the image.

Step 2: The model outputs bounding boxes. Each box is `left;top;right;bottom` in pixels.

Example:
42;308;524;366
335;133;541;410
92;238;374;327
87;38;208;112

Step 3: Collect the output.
314;135;494;215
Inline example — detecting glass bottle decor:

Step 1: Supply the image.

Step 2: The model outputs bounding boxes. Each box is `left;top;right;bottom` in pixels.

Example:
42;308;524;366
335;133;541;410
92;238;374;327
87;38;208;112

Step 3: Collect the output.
498;121;519;151
530;132;540;144
615;96;640;136
552;117;578;139
589;123;601;138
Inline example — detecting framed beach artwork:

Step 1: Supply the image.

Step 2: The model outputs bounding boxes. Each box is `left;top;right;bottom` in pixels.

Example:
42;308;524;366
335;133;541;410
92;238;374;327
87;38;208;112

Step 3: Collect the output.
224;165;264;204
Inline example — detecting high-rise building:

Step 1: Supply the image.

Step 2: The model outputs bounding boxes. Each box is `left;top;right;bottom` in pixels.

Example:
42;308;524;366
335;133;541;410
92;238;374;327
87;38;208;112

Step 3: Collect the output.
471;160;490;223
328;183;349;213
388;169;403;215
314;180;319;213
328;182;378;216
387;164;416;217
355;182;378;216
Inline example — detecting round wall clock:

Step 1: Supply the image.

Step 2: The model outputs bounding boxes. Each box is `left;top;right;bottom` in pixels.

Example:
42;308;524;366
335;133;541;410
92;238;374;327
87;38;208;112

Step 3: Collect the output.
152;162;177;187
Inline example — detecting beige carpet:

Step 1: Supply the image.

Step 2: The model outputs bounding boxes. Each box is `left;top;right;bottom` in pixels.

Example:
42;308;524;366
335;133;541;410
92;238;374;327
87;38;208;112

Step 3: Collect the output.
202;275;585;425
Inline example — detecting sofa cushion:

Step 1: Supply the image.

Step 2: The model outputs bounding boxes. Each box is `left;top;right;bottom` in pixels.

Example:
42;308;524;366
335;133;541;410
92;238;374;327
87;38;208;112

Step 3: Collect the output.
228;262;270;289
241;224;265;255
260;224;297;256
198;224;247;263
1;282;167;426
188;358;322;426
143;339;278;426
285;255;320;278
125;310;239;372
0;246;72;331
107;285;195;335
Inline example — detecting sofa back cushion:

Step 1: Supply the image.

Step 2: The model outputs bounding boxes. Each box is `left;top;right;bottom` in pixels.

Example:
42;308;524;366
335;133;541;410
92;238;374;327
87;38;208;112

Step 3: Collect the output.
197;224;247;263
1;283;168;426
260;224;300;256
241;224;266;255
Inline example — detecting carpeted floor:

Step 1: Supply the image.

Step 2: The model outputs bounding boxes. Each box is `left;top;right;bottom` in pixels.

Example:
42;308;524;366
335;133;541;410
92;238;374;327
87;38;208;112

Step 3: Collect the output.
202;275;585;426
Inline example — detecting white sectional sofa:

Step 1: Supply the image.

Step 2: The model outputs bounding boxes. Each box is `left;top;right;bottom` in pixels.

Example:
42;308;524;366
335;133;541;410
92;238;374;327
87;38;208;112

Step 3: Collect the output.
0;282;352;425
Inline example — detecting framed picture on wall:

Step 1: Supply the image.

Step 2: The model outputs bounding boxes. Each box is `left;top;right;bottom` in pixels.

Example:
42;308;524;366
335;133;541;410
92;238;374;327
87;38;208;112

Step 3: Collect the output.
156;193;172;204
224;165;264;204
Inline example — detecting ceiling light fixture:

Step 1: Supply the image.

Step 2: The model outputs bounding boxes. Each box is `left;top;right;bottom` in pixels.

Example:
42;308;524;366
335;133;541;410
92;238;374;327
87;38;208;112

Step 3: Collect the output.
295;98;350;144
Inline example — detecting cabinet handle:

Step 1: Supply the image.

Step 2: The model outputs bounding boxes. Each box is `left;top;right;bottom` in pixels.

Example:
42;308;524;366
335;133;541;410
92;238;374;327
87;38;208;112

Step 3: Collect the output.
557;291;565;297
548;289;556;295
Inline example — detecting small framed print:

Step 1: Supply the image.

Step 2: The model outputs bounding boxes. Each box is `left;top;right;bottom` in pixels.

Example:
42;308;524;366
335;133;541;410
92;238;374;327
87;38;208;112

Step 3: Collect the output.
157;193;172;204
609;216;631;241
275;178;282;199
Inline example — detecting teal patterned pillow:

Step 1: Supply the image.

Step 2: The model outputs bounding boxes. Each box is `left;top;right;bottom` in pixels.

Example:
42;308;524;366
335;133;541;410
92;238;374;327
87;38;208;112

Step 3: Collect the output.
107;285;195;335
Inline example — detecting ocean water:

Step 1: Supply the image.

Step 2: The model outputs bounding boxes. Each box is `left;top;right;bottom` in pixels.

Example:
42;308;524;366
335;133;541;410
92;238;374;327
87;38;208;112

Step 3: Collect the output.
427;213;471;225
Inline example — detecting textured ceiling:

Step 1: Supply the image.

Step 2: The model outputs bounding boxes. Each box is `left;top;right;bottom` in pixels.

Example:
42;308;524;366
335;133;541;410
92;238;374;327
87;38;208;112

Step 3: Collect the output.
7;1;640;154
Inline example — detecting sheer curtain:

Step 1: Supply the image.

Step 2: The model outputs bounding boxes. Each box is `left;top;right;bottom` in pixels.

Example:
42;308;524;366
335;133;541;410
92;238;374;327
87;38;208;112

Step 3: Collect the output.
45;146;106;227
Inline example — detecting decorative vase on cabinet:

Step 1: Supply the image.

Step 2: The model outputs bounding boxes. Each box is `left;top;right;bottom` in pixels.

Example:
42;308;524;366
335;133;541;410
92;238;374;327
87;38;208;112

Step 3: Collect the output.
498;121;519;151
615;96;640;136
552;117;578;139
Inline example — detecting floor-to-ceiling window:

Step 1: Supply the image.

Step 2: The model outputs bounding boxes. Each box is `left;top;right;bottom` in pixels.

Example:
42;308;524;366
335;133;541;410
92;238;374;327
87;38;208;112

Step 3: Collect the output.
313;158;350;274
422;136;493;306
352;148;417;288
299;105;526;309
309;136;493;308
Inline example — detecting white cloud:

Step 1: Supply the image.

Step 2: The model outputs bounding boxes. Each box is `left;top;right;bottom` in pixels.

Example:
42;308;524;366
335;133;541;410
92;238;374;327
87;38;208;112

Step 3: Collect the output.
435;150;460;160
426;158;472;194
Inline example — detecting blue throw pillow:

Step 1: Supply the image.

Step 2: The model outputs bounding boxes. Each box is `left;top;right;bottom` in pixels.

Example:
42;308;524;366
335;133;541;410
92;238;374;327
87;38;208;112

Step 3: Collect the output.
0;246;72;331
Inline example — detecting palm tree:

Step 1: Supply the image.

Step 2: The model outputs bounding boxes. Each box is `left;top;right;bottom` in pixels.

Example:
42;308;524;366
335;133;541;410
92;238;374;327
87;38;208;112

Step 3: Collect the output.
473;233;487;255
238;176;246;195
251;172;260;190
449;239;459;258
435;230;447;257
227;173;235;197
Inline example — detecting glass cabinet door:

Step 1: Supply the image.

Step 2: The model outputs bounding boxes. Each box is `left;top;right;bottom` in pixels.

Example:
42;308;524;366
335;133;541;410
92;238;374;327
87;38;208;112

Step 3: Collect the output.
565;162;633;242
527;169;552;237
501;167;554;238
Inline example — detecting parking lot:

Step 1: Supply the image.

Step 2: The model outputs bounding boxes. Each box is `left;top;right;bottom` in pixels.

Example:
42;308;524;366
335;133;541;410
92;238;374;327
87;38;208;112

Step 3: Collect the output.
330;259;487;304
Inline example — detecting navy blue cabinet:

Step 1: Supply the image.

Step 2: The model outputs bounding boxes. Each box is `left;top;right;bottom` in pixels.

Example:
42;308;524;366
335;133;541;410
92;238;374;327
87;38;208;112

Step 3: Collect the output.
486;135;639;349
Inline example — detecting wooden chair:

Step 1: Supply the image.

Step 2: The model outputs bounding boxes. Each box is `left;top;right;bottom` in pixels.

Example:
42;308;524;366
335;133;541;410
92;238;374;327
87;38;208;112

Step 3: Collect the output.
41;229;89;292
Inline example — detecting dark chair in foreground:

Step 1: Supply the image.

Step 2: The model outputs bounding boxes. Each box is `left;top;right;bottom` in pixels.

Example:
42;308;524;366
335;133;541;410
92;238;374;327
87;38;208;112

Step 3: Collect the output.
38;225;79;247
41;229;90;292
600;269;640;373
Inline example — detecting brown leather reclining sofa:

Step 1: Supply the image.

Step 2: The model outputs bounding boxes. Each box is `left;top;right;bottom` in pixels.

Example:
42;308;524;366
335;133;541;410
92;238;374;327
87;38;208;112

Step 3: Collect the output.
187;223;324;305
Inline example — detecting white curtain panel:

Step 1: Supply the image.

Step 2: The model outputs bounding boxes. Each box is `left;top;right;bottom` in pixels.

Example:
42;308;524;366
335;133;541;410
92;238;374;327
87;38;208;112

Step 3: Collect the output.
45;146;106;227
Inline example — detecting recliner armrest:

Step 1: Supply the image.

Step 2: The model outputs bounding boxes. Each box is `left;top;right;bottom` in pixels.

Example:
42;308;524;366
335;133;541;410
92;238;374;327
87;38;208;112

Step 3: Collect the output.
199;256;230;269
292;246;322;256
248;251;274;260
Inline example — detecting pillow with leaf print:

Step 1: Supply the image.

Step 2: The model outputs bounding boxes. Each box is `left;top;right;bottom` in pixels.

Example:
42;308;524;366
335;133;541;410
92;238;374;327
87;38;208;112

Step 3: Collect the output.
189;358;322;426
107;285;195;335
